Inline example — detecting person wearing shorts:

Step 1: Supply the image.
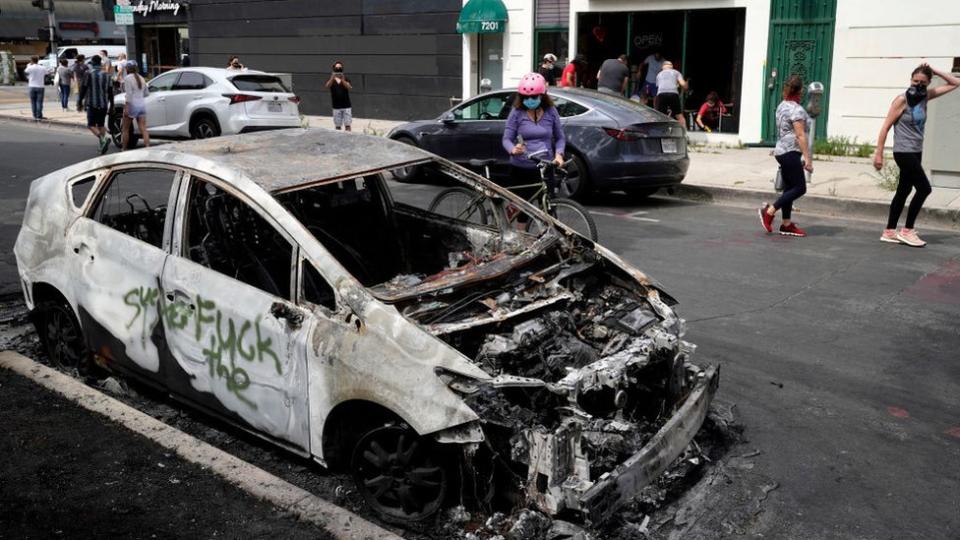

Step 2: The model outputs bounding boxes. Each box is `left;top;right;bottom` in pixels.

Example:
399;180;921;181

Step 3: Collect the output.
122;61;150;150
325;61;353;131
654;61;688;128
78;55;113;154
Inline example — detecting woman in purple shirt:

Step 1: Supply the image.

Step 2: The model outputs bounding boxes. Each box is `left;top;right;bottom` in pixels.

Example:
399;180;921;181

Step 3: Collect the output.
501;72;566;198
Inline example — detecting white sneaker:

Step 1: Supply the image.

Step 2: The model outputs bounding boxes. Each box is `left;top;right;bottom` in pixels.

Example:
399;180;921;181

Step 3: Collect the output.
896;228;926;247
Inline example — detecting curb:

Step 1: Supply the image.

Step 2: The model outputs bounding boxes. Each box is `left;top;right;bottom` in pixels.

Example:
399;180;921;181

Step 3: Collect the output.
671;184;960;231
0;112;88;131
0;351;402;540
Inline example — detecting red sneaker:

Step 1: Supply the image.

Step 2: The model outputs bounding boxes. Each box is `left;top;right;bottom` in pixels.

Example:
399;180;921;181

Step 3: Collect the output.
758;204;774;233
779;223;806;237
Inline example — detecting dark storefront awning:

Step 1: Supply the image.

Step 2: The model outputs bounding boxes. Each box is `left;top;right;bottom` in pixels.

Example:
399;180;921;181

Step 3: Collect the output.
457;0;508;34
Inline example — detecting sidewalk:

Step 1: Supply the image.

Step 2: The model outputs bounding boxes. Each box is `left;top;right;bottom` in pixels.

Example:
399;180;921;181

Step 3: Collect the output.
1;105;957;229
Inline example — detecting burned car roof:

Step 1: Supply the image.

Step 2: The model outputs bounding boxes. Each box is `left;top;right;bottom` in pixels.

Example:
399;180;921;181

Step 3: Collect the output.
164;128;432;193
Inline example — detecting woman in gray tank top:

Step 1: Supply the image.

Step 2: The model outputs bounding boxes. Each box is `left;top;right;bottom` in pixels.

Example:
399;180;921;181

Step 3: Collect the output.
874;63;959;246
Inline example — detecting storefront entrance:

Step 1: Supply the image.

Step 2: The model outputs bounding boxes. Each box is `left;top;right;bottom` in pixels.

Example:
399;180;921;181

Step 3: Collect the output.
138;25;187;77
577;8;746;133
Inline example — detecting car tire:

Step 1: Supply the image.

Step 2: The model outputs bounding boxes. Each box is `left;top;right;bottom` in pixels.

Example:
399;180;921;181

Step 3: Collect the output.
35;299;92;376
109;109;138;149
390;136;422;183
190;114;220;140
561;153;590;200
624;187;660;200
350;423;449;523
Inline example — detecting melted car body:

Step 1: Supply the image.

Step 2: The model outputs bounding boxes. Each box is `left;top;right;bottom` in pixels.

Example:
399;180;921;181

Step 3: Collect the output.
14;129;717;524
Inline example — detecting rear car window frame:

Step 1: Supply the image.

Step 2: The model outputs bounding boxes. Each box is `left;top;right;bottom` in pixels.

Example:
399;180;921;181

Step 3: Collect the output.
229;75;290;93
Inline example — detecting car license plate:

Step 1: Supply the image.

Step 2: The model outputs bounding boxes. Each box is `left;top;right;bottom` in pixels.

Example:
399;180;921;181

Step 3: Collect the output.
661;139;678;153
268;101;282;113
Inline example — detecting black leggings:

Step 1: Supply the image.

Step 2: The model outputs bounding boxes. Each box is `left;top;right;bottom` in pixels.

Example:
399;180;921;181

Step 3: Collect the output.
774;151;807;220
886;152;931;229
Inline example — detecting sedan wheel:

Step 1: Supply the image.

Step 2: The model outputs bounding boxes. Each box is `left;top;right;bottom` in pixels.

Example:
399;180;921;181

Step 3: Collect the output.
559;154;589;199
390;137;422;182
37;301;90;375
351;424;448;523
191;116;220;139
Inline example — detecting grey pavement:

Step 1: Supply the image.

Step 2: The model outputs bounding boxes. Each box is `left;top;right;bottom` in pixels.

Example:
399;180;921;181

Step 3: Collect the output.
1;118;959;539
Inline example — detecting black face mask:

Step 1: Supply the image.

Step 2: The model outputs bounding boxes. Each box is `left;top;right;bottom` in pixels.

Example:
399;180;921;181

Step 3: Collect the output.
905;84;927;107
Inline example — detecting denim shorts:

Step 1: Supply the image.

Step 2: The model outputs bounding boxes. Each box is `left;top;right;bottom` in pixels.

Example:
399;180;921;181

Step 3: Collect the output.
127;103;147;119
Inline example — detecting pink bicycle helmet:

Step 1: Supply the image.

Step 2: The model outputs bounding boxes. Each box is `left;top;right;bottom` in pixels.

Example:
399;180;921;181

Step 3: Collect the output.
518;72;547;96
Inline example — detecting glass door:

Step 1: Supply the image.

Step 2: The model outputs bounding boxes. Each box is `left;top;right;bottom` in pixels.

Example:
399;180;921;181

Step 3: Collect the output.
478;33;503;93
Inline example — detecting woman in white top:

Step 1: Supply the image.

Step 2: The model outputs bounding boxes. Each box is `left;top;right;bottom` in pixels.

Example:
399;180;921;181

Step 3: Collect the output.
122;61;150;150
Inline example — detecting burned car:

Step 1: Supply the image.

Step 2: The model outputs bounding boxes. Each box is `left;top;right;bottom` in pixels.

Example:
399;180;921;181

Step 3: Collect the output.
14;129;717;524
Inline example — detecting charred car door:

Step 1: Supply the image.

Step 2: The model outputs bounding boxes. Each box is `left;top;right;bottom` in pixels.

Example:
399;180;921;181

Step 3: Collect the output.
159;174;312;452
66;166;179;378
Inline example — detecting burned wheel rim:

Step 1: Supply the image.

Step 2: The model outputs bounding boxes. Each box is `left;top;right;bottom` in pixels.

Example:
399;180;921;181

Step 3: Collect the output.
42;303;86;372
351;425;447;522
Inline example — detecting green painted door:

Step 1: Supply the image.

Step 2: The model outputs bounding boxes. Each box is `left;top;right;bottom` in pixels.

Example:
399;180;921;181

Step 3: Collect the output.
761;0;837;143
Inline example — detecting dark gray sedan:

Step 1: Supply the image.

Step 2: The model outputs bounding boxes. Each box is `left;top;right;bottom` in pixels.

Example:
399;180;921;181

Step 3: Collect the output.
387;88;689;199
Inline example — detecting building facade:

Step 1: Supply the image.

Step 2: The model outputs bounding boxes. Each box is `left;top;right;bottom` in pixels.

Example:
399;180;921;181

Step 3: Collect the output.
459;0;960;157
186;0;463;120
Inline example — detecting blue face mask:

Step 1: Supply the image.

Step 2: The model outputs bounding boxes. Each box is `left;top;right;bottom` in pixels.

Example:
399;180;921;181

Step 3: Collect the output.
523;97;541;109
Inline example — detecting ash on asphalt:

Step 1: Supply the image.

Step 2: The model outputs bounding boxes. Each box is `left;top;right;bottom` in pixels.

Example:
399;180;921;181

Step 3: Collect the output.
0;292;757;540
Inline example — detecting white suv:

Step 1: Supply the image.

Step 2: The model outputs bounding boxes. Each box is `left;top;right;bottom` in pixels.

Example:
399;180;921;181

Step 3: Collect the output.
110;67;301;147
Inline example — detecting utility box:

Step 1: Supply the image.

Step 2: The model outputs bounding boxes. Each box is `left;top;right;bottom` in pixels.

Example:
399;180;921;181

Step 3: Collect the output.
924;71;960;189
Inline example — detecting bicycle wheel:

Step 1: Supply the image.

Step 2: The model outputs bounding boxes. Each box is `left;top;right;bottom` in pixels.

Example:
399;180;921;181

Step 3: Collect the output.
428;187;489;225
551;198;598;242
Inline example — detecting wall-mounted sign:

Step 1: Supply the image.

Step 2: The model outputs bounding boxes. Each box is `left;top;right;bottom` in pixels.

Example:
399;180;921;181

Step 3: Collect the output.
114;4;134;25
59;21;100;35
116;0;184;17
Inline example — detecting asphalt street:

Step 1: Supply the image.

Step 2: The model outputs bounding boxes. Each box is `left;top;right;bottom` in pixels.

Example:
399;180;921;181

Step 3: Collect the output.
1;119;958;539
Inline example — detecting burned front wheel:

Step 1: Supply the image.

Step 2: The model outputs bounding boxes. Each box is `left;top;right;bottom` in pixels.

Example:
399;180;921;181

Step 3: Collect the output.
350;424;448;523
36;300;91;376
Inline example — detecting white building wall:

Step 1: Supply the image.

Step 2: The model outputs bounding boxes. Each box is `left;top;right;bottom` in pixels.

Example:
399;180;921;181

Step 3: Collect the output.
829;1;960;146
461;0;535;101
568;0;769;143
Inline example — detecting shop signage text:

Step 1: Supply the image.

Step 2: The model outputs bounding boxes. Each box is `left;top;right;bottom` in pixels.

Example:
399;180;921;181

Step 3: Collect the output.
116;0;184;17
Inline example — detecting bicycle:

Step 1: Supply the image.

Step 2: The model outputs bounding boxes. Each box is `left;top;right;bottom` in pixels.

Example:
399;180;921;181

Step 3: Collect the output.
428;151;598;242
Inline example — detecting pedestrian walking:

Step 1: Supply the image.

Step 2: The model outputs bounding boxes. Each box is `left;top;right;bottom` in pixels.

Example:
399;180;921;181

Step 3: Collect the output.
597;54;630;96
325;61;352;131
100;50;112;82
559;55;585;88
122;61;150;151
77;55;114;155
501;73;566;200
73;55;89;111
24;56;46;120
759;75;811;238
654;61;688;128
874;63;959;247
641;50;664;105
539;54;559;86
56;58;73;112
113;52;127;91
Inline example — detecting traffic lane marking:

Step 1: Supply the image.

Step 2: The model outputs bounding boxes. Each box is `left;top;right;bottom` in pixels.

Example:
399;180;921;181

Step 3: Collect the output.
590;210;661;223
0;351;402;540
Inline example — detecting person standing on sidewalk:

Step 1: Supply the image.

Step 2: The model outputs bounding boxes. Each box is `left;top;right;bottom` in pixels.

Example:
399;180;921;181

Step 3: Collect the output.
539;54;559;86
325;61;352;131
559;55;585;88
874;63;959;247
122;61;150;150
654;61;688;128
25;56;46;120
597;55;629;96
56;59;73;112
759;75;811;238
640;50;664;106
77;55;114;155
73;55;89;111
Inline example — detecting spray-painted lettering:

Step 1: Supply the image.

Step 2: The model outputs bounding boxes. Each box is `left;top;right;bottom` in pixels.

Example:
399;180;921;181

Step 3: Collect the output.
121;286;281;408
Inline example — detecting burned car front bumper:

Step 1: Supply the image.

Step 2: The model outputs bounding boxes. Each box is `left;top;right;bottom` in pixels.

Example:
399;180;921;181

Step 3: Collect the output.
580;364;719;522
